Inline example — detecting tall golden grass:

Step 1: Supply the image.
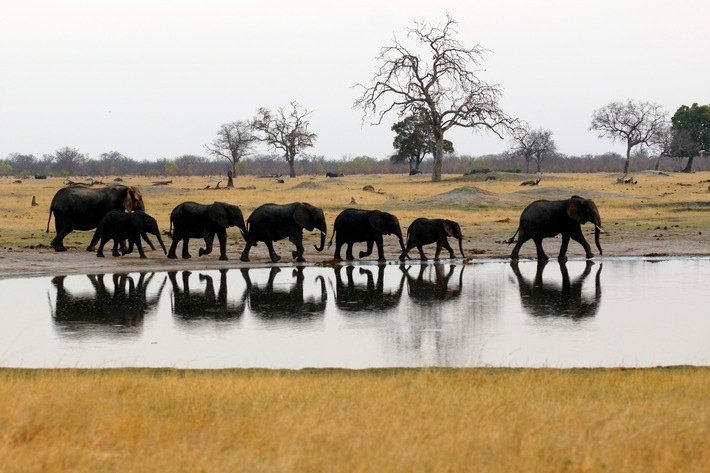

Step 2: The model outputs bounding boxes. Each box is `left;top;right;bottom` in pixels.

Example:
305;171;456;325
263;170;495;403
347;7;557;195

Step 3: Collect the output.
1;368;709;472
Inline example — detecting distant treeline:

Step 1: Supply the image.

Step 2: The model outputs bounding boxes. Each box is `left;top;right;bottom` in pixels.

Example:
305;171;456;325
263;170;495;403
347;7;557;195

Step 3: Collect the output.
1;150;707;179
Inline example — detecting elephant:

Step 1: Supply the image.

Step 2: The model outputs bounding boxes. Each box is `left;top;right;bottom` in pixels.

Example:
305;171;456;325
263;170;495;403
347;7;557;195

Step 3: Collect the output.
508;195;604;261
331;265;405;314
403;263;464;302
399;218;465;261
46;184;145;252
325;172;344;178
510;260;602;318
50;272;166;334
240;202;327;263
167;201;247;261
328;208;406;262
241;267;327;319
94;210;167;259
168;270;246;322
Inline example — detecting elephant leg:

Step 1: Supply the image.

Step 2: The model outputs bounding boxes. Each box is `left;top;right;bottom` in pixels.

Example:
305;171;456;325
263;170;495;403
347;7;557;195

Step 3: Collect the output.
570;231;594;259
399;241;415;261
181;238;191;259
51;225;72;252
359;239;374;259
240;242;252;262
417;245;428;261
442;238;455;259
265;240;282;262
290;231;305;262
112;239;122;257
167;237;180;259
216;229;228;261
374;235;386;262
434;241;443;261
97;237;108;257
199;230;214;257
510;229;530;261
333;238;344;260
136;239;146;259
87;230;101;252
346;242;355;261
532;237;548;261
558;234;571;261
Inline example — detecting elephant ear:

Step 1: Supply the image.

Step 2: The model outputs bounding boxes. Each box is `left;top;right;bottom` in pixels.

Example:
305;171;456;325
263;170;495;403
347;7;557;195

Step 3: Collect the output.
368;211;390;235
443;220;456;237
566;198;587;224
130;211;147;233
124;187;145;211
293;204;315;231
208;202;230;228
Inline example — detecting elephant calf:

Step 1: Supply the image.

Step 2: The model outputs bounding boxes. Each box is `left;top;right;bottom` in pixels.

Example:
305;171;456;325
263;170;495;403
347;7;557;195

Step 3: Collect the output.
94;210;167;259
399;218;465;261
508;195;604;261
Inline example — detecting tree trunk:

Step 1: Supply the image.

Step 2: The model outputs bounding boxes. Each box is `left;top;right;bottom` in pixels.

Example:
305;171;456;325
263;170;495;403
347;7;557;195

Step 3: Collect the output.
682;156;695;173
287;157;297;178
226;170;234;188
624;143;632;175
536;158;541;173
432;137;443;182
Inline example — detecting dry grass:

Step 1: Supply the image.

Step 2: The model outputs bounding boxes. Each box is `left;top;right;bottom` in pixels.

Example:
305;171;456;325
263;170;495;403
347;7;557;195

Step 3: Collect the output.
1;368;709;472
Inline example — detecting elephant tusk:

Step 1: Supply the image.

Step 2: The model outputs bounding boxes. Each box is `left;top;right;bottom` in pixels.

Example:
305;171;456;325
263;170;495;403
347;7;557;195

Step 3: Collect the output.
595;225;605;233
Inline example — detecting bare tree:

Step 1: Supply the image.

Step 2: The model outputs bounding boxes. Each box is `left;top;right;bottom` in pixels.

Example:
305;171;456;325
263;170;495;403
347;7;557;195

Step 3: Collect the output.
251;102;317;178
510;127;557;173
354;14;518;182
205;121;257;186
589;100;668;175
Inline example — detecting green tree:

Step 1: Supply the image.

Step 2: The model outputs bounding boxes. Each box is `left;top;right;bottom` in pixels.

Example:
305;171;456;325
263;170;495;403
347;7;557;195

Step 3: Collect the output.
164;161;178;176
355;14;517;182
589;100;668;175
391;112;454;171
670;103;710;173
251;102;317;178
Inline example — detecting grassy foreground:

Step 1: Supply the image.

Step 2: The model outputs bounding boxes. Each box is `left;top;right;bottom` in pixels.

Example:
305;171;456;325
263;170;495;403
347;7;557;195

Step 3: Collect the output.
2;368;709;472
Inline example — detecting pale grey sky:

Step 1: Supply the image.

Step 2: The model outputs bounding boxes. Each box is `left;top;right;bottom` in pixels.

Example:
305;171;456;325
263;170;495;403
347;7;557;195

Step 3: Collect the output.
1;0;708;162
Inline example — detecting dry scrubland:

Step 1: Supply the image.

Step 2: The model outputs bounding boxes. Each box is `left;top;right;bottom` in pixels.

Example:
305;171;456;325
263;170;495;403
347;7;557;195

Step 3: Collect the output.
1;172;710;471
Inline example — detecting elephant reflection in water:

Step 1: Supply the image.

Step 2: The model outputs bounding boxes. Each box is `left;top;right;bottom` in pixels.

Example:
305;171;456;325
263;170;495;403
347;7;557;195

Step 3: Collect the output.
241;267;327;319
50;272;166;330
332;265;405;314
404;263;464;303
168;270;246;321
510;260;602;318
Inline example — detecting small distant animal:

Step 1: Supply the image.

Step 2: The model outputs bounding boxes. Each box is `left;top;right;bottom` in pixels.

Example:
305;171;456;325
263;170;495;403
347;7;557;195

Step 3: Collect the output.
409;169;422;176
326;172;344;178
520;178;541;186
34;174;47;180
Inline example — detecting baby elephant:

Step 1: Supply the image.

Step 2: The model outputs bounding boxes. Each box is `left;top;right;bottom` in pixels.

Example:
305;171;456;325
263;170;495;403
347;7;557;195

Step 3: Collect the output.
399;218;465;261
95;210;167;259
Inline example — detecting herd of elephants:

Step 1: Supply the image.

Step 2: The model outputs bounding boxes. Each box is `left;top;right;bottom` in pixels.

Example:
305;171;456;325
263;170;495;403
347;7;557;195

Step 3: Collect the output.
45;183;604;264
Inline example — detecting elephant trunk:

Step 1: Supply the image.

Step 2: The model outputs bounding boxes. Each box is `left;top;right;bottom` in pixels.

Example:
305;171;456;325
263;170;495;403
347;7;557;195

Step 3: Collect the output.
314;230;326;252
155;232;167;255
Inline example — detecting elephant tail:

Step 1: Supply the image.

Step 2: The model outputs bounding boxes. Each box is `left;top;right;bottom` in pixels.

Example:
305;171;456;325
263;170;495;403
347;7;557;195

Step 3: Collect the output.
327;227;335;249
167;217;173;239
46;207;53;233
505;226;520;245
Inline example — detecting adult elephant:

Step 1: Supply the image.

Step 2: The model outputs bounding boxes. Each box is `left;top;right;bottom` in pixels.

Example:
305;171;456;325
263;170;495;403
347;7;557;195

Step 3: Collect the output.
329;209;405;262
168;201;246;261
94;210;167;259
240;202;326;263
508;195;604;261
399;218;465;261
46;184;145;251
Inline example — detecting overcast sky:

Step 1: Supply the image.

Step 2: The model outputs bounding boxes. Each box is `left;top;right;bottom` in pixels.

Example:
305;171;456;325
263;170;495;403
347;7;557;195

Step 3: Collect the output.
1;0;708;162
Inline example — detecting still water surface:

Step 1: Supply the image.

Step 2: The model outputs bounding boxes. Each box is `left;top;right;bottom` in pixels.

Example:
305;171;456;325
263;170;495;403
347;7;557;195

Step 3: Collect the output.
1;259;708;369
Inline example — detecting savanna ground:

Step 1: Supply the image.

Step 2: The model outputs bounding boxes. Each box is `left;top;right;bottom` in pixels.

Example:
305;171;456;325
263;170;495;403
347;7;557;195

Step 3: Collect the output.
1;171;710;472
